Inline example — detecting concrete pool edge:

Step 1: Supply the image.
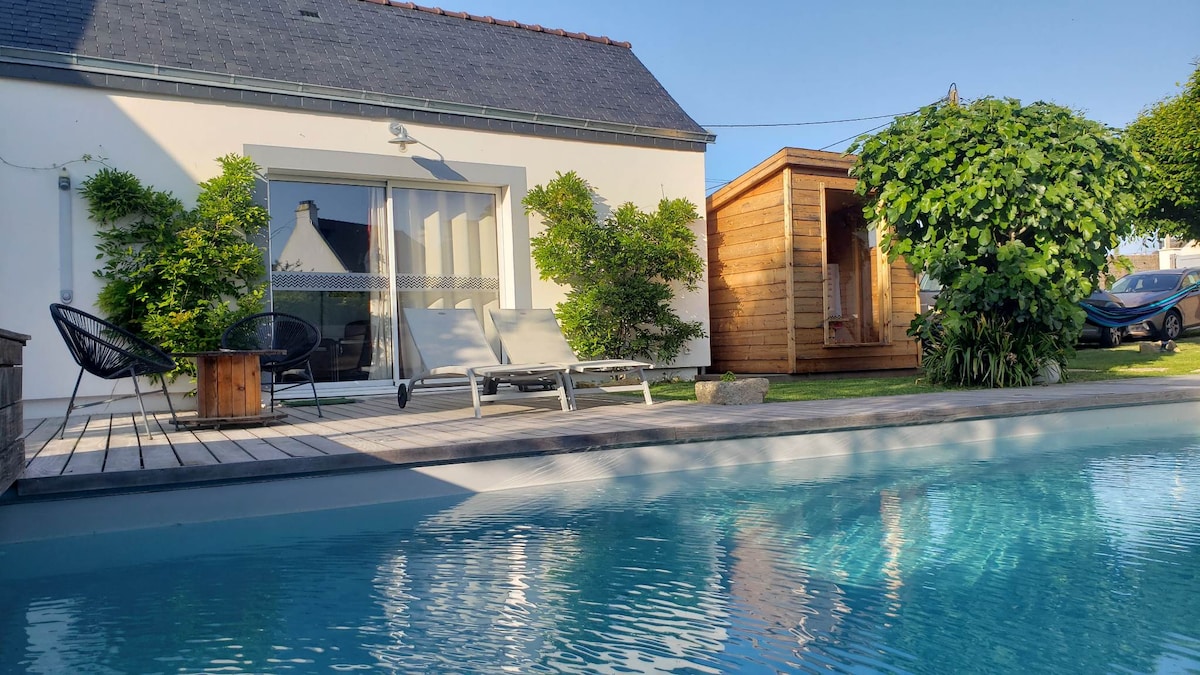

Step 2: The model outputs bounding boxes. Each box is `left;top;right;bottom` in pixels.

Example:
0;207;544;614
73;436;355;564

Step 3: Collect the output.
2;396;1197;543
14;382;1200;499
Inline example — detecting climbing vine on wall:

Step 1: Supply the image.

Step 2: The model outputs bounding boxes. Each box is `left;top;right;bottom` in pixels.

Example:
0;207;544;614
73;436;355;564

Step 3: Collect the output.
80;154;267;377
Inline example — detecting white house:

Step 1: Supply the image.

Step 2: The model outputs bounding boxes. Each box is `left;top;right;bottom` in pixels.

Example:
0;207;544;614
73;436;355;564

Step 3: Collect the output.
0;0;714;415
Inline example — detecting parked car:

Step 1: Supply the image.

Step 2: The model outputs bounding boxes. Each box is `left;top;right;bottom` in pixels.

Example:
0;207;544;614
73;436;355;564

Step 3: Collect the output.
1080;289;1130;347
1103;268;1200;342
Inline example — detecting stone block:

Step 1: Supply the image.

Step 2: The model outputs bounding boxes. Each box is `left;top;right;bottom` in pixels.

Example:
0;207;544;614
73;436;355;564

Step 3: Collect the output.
1139;340;1178;354
695;378;770;405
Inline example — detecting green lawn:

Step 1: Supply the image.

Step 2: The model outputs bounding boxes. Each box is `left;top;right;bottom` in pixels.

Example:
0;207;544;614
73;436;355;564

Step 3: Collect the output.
649;375;946;402
648;336;1200;402
1066;336;1200;380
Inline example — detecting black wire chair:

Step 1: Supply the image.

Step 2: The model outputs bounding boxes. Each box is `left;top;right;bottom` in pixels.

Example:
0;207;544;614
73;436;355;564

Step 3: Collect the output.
221;312;322;417
48;303;178;439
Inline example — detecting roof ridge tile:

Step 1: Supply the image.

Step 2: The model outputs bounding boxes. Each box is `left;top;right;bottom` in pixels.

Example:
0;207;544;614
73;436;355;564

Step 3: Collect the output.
372;0;632;48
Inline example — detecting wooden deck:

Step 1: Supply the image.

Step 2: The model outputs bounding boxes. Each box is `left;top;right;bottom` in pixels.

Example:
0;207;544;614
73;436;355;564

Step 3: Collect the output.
14;376;1200;499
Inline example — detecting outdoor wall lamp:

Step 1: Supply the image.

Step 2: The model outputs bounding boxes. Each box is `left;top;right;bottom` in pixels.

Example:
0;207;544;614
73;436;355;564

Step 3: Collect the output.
388;122;417;152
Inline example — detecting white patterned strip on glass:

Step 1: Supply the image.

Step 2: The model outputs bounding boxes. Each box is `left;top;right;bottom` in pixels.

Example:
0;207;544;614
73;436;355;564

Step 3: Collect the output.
272;271;498;292
271;272;389;291
395;274;498;291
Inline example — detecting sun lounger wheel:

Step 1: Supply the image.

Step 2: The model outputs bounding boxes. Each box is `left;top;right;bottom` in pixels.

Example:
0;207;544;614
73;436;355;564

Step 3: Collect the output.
396;383;408;408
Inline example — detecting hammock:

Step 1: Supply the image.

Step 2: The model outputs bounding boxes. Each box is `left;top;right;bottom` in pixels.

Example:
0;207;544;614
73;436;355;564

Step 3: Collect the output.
1080;282;1200;328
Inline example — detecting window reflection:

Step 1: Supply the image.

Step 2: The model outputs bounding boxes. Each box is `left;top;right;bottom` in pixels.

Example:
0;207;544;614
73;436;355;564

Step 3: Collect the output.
265;182;501;383
825;188;887;345
268;181;393;383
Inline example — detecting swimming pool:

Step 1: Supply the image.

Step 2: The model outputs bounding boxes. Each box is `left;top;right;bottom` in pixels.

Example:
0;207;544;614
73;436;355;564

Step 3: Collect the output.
2;422;1199;673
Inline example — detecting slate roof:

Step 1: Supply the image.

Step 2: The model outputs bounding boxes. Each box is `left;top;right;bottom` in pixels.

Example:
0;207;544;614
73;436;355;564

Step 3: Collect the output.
0;0;710;142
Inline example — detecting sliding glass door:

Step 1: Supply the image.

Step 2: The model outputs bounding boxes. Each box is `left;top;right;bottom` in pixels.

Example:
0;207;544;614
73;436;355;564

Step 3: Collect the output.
392;187;499;378
267;181;395;385
267;179;499;387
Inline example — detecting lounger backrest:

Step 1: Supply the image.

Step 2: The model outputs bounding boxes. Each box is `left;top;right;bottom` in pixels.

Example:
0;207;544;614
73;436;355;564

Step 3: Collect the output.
489;308;578;363
402;308;501;369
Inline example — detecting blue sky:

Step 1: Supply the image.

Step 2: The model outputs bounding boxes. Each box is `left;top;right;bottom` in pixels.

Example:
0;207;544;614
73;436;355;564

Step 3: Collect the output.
440;0;1199;195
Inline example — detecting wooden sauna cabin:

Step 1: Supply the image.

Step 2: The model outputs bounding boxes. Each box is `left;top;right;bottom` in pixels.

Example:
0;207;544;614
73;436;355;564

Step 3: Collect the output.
706;148;921;374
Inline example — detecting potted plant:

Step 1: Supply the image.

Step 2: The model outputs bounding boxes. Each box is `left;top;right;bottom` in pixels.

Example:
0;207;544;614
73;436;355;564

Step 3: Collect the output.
695;371;770;405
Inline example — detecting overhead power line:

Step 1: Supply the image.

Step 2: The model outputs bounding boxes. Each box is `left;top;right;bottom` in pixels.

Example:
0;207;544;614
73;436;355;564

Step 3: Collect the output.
818;120;897;152
703;111;917;129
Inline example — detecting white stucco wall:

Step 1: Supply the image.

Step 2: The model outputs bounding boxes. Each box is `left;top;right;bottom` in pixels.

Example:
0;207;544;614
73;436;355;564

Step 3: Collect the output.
1161;243;1200;269
0;78;710;410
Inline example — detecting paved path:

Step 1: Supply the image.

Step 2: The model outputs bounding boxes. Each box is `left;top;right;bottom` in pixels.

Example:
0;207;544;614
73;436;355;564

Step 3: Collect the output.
12;376;1200;499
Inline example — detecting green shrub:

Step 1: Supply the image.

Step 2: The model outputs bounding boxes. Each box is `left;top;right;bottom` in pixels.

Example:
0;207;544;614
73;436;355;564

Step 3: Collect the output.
919;313;1064;388
81;154;267;377
523;171;705;363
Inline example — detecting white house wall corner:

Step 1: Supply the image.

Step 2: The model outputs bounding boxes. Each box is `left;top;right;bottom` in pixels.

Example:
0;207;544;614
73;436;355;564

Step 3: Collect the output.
0;79;709;408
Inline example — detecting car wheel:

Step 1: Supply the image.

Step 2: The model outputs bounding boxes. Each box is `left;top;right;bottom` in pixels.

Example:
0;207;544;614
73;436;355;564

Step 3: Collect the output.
1099;326;1122;348
1161;309;1183;341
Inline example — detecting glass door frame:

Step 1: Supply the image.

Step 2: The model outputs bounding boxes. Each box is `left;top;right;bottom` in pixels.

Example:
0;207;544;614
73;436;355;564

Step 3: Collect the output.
386;179;508;381
266;174;509;391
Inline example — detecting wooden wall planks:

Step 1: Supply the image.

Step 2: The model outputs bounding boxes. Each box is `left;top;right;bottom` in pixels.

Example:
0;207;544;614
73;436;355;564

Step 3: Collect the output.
706;149;920;375
0;328;30;493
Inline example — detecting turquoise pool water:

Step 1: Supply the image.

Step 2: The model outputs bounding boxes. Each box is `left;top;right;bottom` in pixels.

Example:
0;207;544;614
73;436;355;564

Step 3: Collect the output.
2;428;1199;674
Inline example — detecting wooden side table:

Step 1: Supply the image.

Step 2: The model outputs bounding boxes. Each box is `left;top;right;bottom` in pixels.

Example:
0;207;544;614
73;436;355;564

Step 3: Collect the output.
174;350;287;429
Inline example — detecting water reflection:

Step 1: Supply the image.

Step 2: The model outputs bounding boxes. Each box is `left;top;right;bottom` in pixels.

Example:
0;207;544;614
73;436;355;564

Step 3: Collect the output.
2;436;1200;673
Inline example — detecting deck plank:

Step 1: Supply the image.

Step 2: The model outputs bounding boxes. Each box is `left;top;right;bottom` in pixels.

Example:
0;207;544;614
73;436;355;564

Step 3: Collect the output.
103;414;143;472
242;425;330;458
272;409;395;453
192;429;255;463
18;417;64;462
277;429;368;456
160;419;221;466
23;419;84;478
140;414;182;469
287;406;349;421
62;415;110;475
217;427;292;461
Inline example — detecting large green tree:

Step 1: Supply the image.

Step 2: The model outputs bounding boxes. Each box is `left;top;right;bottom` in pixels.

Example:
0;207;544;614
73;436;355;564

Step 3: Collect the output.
523;171;705;362
1127;62;1200;241
850;98;1142;386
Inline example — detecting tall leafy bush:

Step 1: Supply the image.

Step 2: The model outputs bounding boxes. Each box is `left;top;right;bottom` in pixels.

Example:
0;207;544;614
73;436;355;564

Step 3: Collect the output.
1127;62;1200;240
850;98;1143;386
523;171;705;362
81;154;267;376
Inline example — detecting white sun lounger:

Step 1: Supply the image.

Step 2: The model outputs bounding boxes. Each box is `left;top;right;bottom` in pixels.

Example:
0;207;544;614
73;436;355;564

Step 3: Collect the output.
488;308;654;406
399;308;572;418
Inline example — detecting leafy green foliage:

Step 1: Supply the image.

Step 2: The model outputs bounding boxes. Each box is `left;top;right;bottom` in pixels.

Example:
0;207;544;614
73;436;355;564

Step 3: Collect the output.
81;154;267;377
523;171;705;362
1069;336;1200;380
917;313;1061;387
1127;62;1200;240
850;98;1143;386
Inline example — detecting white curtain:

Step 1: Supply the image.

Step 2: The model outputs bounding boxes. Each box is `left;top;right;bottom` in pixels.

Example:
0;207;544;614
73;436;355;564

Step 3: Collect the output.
392;189;501;375
367;187;394;380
